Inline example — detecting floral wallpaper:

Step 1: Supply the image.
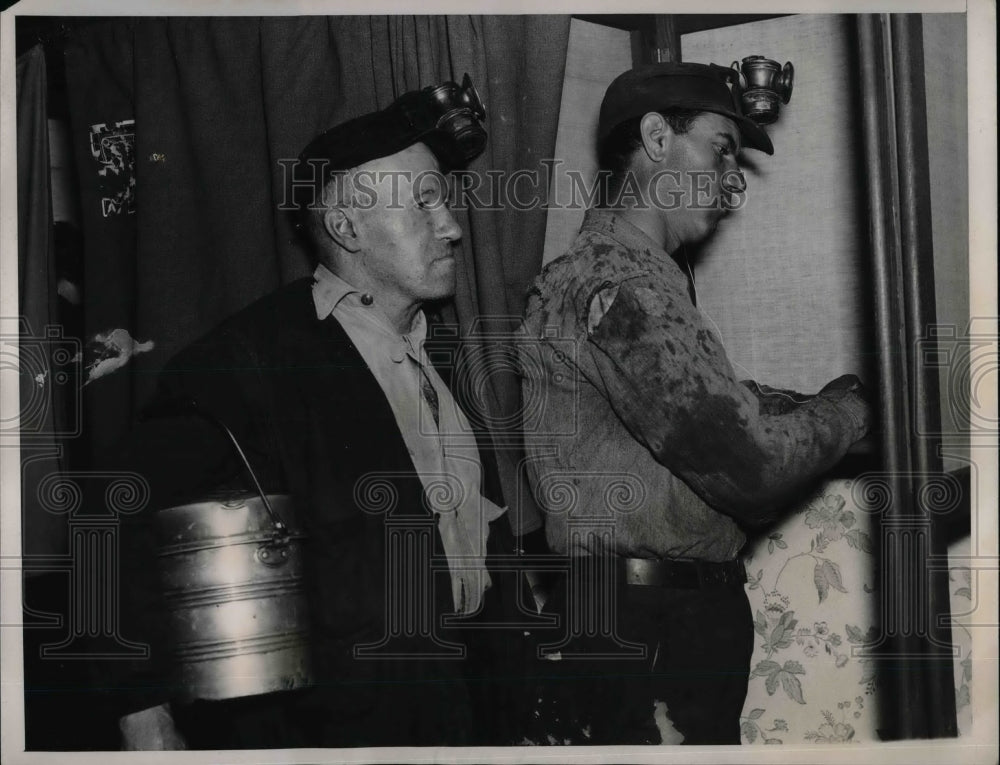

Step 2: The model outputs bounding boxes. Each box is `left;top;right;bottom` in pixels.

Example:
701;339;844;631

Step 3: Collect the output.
948;534;974;737
739;477;973;745
520;475;973;746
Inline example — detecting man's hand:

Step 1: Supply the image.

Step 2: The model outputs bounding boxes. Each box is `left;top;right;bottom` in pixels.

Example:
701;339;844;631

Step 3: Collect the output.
516;528;554;612
818;374;872;441
119;703;187;750
820;373;865;394
741;380;813;415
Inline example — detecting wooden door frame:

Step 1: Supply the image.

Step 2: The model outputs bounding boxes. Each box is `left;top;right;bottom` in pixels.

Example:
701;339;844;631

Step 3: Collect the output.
857;12;958;740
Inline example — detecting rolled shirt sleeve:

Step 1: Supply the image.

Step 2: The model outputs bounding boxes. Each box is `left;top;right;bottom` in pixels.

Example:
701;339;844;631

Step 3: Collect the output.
584;278;868;524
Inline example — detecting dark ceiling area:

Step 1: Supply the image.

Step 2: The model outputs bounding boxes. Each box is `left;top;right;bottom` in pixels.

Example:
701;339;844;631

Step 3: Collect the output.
573;14;791;34
15;17;104;119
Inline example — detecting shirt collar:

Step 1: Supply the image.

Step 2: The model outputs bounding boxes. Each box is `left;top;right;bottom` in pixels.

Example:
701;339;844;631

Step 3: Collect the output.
311;263;428;364
398;311;428;364
581;208;675;265
312;263;357;320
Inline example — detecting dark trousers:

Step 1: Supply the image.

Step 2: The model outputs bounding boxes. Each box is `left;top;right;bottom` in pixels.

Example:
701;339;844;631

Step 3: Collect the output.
529;562;754;745
170;568;524;749
173;674;480;749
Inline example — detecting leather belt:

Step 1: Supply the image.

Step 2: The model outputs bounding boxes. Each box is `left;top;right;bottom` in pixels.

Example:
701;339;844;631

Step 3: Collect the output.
620;557;747;589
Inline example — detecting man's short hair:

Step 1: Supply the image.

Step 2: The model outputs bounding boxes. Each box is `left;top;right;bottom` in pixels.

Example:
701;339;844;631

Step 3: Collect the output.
289;75;488;256
296;170;351;256
596;107;702;205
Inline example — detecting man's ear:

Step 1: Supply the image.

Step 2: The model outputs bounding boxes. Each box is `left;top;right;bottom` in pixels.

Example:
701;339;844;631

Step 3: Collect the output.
322;207;362;253
639;112;674;163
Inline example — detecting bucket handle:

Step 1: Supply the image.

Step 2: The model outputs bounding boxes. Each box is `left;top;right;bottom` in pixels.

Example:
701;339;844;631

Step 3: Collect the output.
142;396;288;540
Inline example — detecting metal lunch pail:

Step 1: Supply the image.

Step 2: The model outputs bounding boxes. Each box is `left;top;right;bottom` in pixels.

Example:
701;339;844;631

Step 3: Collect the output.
154;492;312;703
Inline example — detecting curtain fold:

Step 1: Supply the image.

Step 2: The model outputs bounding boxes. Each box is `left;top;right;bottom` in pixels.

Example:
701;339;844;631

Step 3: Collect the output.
64;21;137;467
17;45;67;556
466;16;571;534
361;15;572;532
61;15;570;534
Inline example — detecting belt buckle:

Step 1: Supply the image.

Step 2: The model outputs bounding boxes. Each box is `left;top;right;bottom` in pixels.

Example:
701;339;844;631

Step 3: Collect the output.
694;560;717;587
693;559;745;588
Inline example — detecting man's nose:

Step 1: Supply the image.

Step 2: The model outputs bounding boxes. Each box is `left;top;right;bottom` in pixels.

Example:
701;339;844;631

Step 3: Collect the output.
721;168;747;194
437;208;462;242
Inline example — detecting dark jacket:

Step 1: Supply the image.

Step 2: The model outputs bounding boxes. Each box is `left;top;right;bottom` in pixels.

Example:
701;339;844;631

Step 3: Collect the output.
109;277;521;747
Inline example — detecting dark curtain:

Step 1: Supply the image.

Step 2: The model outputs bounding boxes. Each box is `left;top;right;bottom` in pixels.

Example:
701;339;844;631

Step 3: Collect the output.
63;16;569;534
365;16;571;534
17;45;67;557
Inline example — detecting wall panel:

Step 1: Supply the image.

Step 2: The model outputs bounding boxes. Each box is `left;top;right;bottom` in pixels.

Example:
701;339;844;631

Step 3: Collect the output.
923;13;970;471
541;18;631;266
683;15;881;743
684;15;872;393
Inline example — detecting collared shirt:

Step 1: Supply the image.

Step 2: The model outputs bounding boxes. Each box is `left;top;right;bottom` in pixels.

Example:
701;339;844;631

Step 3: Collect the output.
519;208;868;561
312;264;506;613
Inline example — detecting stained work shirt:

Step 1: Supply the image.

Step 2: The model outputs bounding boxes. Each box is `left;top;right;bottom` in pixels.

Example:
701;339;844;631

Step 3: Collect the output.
519;209;868;561
312;264;505;613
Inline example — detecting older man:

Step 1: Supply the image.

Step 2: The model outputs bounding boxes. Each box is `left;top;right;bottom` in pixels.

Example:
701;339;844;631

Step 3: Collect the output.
113;79;521;749
519;62;872;744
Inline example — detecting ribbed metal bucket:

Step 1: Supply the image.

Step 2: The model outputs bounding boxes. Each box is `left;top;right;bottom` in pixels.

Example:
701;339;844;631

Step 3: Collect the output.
155;493;312;703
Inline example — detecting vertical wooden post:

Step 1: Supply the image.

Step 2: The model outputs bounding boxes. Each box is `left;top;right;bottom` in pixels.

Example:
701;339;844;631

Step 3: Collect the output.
856;12;957;739
890;11;958;739
631;15;681;67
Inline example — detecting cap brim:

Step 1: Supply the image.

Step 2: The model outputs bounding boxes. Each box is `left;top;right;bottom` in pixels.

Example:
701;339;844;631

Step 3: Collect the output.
416;130;469;172
599;103;774;156
694;103;774;155
730;113;774;155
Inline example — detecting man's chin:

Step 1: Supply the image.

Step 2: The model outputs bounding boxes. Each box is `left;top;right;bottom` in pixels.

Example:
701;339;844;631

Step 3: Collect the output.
710;208;729;230
425;261;457;301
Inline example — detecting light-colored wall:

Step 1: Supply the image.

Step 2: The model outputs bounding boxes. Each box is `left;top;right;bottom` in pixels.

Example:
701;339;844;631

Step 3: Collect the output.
924;13;970;472
684;15;870;393
541;18;631;266
683;15;884;743
923;13;974;737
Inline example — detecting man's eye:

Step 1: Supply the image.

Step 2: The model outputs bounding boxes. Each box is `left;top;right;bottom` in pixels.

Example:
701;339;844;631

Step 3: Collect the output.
714;144;730;157
418;189;445;208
